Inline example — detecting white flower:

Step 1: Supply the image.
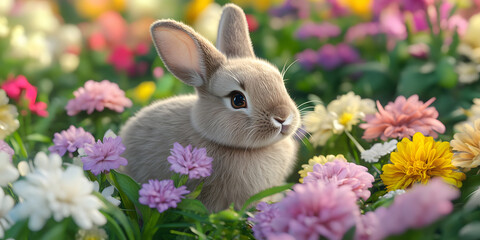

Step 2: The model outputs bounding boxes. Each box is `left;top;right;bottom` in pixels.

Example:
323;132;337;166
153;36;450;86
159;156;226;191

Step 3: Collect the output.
380;189;406;199
92;181;121;207
465;186;480;210
361;139;398;163
0;152;19;186
0;188;14;239
456;62;480;84
103;129;118;139
10;152;106;231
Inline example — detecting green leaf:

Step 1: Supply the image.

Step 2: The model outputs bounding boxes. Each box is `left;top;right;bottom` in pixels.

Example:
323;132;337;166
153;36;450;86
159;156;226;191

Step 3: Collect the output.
39;221;67;240
186;182;204;199
459;222;480;240
240;183;294;213
397;65;437;96
96;192;140;240
177;198;209;216
5;219;29;239
342;226;356;240
26;133;52;144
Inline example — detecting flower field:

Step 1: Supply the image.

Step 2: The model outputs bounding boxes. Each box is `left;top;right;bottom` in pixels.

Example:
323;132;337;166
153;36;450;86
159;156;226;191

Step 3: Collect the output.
2;0;480;239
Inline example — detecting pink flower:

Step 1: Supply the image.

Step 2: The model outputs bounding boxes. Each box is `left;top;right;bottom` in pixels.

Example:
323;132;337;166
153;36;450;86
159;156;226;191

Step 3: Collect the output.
246;14;259;32
271;182;359;240
167;142;213;179
65;80;132;116
108;45;135;72
1;75;48;117
139;179;189;213
355;211;381;240
375;178;459;238
295;22;341;40
153;67;164;78
81;136;128;175
0;140;14;162
360;95;445;141
48;126;95;157
249;202;280;240
303;160;374;200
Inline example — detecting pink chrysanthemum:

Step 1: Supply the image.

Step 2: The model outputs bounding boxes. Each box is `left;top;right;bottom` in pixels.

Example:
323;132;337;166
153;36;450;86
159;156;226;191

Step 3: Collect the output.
303;160;374;201
138;179;189;213
65;80;132;116
81;136;128;175
375;178;459;238
167;142;213;179
360;95;445;141
49;125;95;157
270;182;359;240
249;202;280;240
0;140;14;162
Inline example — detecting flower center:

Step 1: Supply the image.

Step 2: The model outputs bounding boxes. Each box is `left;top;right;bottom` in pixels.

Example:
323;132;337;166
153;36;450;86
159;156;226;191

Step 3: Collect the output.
339;112;354;126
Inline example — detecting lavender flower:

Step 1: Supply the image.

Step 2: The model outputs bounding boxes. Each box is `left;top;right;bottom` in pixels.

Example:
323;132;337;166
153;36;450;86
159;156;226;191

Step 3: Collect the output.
49;125;95;157
249;202;280;240
167;142;213;179
296;49;318;70
139;179;189;213
269;0;310;19
81;136;128;175
345;22;382;43
337;43;360;64
295;22;341;40
317;44;342;70
0;140;14;162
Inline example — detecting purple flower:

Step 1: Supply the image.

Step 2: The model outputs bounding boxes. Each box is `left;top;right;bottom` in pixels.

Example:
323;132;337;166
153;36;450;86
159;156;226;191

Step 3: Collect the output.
81;136;128;175
401;0;427;13
271;182;359;240
269;0;310;19
295;22;341;40
337;43;360;64
345;22;382;43
296;49;318;70
375;178;459;238
304;160;374;200
0;140;14;162
317;44;343;70
139;179;189;213
355;211;382;240
167;142;213;179
48;126;95;157
249;202;280;240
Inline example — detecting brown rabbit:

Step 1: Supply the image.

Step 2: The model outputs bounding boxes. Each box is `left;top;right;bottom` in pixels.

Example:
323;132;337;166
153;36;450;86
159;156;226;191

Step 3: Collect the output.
120;3;300;212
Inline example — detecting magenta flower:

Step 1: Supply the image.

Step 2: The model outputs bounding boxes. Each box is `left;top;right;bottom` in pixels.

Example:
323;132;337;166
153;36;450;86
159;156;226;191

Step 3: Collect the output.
1;75;48;117
108;45;135;72
270;182;359;240
167;142;213;179
81;136;128;175
249;202;280;240
49;126;95;157
345;22;382;43
296;49;318;70
375;178;459;238
360;95;445;141
317;44;343;70
0;140;14;162
65;80;132;116
336;43;360;64
295;22;341;40
303;160;374;200
139;179;189;213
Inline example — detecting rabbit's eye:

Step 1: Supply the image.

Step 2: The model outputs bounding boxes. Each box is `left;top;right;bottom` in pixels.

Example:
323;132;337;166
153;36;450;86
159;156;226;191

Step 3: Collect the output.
230;91;247;109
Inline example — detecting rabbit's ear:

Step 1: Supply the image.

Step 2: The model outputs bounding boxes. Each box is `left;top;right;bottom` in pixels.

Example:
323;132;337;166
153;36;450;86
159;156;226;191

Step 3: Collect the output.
216;4;254;58
151;20;225;87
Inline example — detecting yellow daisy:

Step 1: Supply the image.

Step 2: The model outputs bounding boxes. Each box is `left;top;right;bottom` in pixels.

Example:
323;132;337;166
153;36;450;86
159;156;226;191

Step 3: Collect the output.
451;119;480;171
298;154;346;183
381;132;465;191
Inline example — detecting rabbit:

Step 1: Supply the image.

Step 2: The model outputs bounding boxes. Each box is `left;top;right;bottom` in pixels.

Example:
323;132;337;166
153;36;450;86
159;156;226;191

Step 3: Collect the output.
120;3;301;212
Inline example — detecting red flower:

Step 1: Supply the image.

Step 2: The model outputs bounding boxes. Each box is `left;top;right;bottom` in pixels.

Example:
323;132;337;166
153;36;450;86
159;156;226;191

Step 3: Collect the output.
108;45;134;72
245;14;259;32
1;75;48;117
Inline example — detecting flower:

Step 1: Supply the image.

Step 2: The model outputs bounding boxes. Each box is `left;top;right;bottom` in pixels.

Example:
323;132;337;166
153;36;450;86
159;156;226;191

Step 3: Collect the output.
49;126;95;157
295;22;341;40
270;182;359;240
10;152;106;231
1;75;48;117
408;43;429;59
133;81;156;103
296;49;318;70
248;202;279;240
298;154;346;183
380;189;406;199
0;151;19;186
464;13;480;49
361;139;398;163
336;43;360;64
355;211;381;240
0;90;19;139
82;136;128;175
65;80;132;116
451;119;480;171
0;188;14;239
360;95;446;141
381;132;466;191
345;22;382;43
317;44;343;70
167;142;213;179
138;179;189;213
456;62;480;84
108;45;134;72
304;160;375;200
304;92;376;147
375;178;459;238
75;226;108;240
0;140;14;162
92;181;120;206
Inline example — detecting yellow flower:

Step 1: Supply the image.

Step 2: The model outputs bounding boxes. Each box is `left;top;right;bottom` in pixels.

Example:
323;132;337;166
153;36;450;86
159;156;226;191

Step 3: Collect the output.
133;81;156;103
381;132;466;191
338;0;372;18
74;0;125;19
232;0;280;12
303;92;376;147
464;13;480;49
185;0;213;24
298;154;346;183
0;90;19;140
451;119;480;171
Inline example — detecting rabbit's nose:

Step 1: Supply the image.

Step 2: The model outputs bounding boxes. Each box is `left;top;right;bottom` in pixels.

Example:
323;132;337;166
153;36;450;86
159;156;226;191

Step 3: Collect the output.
272;114;293;134
274;117;285;124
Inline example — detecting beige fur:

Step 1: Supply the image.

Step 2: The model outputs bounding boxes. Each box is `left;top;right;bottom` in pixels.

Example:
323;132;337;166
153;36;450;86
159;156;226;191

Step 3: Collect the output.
120;4;300;212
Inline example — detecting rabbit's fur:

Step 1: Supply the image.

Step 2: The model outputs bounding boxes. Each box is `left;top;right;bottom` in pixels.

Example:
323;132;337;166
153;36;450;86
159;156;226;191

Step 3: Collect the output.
120;4;300;212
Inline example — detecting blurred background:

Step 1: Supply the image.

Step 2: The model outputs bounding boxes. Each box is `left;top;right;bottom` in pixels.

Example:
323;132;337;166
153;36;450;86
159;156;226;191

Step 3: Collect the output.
1;0;480;162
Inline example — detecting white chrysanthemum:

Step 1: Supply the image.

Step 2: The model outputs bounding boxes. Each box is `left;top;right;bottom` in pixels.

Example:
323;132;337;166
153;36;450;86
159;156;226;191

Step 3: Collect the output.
0;152;19;186
380;189;406;199
361;140;398;163
92;181;120;207
0;188;14;238
10;152;106;231
304;92;376;147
